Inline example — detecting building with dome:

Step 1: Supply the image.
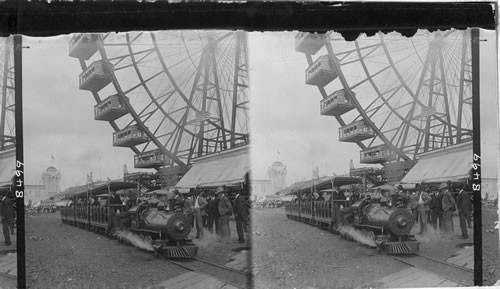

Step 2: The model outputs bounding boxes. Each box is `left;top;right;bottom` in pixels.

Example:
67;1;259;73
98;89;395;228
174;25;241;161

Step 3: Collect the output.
25;166;62;206
266;161;287;194
41;166;62;194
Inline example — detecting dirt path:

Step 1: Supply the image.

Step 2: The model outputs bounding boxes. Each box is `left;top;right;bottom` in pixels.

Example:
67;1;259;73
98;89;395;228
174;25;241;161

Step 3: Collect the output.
251;208;404;289
26;212;188;289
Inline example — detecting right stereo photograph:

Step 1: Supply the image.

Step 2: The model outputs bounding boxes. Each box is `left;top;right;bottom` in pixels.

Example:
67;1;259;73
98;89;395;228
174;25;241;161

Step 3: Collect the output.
249;28;498;289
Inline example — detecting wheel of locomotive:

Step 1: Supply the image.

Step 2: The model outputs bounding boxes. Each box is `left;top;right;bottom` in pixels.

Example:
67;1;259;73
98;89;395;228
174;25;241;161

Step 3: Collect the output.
75;31;249;169
303;29;473;162
0;37;15;150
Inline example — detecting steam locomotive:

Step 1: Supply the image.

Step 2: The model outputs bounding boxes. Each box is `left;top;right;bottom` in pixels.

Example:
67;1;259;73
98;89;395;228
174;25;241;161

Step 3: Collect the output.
60;181;197;259
284;176;419;254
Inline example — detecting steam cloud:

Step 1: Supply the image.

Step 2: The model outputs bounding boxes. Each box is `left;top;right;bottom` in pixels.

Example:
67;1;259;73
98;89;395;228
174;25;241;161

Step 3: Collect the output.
115;230;154;252
338;226;377;248
193;230;220;249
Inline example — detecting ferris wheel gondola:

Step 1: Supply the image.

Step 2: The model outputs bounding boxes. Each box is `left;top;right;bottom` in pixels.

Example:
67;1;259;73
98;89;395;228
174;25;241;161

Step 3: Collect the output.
296;30;473;180
69;31;249;179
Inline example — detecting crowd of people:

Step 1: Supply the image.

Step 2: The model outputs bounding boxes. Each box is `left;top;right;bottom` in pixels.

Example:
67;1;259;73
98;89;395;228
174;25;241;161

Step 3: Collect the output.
398;183;473;239
170;186;250;244
255;200;283;208
364;183;472;239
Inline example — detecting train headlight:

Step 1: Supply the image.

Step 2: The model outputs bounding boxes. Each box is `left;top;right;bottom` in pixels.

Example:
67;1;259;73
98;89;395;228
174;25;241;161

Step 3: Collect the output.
175;221;185;232
397;217;407;228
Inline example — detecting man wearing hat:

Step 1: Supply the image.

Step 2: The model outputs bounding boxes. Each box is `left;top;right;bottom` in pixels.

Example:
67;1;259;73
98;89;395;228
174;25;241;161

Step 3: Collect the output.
217;187;232;241
108;190;123;233
441;183;456;237
193;190;208;239
416;189;431;234
457;185;472;239
207;191;220;234
233;191;249;243
184;192;194;227
430;187;443;232
173;190;183;213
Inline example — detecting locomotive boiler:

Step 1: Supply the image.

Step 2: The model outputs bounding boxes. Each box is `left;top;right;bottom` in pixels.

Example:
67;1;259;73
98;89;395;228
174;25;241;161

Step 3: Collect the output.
350;198;420;254
120;202;198;258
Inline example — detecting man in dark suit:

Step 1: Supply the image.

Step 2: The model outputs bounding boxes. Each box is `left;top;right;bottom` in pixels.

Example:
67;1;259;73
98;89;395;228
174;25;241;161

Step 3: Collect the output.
109;190;123;205
430;189;444;232
108;190;123;233
0;192;14;246
173;190;184;213
207;193;220;234
457;187;472;239
233;192;249;243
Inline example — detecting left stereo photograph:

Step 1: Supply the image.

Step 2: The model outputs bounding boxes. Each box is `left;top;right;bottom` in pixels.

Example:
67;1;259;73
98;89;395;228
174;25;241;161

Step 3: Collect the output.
23;33;251;289
0;35;18;289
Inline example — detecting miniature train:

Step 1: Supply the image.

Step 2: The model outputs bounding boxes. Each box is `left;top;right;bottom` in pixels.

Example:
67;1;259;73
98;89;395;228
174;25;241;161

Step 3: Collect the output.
284;177;419;255
60;181;197;259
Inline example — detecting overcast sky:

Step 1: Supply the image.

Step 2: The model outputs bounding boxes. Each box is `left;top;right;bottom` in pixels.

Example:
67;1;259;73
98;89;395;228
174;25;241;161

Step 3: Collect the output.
24;35;140;189
21;29;498;190
248;30;498;185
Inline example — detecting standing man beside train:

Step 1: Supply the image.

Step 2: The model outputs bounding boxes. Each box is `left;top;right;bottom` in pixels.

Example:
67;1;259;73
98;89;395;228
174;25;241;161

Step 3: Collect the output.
441;183;456;237
207;192;220;234
0;192;13;246
193;191;208;239
409;191;418;225
457;186;472;239
217;187;233;242
233;192;249;243
416;189;431;234
430;188;444;232
184;193;195;227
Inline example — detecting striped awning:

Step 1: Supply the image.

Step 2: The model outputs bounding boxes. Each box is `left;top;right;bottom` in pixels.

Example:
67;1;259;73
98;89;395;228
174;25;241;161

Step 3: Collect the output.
175;146;249;189
0;148;15;187
401;141;473;184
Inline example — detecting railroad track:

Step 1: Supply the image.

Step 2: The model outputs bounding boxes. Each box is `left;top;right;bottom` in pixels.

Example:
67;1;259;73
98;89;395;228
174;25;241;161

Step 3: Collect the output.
166;257;252;289
390;253;474;286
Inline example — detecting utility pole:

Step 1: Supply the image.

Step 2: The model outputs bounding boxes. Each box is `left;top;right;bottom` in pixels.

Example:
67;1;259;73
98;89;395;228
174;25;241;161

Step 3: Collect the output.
471;27;482;287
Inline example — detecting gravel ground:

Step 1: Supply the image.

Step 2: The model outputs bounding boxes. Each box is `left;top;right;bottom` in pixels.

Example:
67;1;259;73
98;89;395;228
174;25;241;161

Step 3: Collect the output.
482;204;500;286
251;206;494;289
26;212;249;289
251;207;406;289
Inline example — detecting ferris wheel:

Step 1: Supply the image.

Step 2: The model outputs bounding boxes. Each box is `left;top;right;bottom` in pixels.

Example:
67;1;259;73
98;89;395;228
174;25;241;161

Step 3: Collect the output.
296;29;473;167
0;36;15;151
69;31;249;171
